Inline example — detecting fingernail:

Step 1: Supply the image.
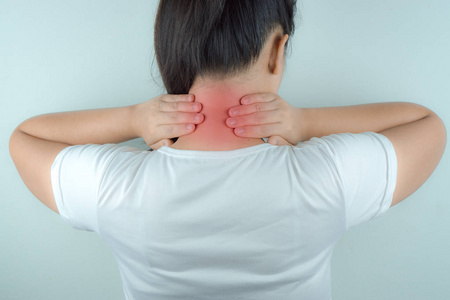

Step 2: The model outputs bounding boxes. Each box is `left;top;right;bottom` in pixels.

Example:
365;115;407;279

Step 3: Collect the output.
236;128;244;134
228;118;236;125
195;114;201;121
186;124;193;130
242;98;249;104
230;109;238;116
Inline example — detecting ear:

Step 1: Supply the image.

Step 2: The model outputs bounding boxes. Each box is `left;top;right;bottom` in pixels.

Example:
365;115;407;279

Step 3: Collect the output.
269;34;289;75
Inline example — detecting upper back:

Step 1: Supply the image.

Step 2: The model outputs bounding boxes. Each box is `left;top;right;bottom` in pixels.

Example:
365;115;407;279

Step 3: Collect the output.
51;132;397;298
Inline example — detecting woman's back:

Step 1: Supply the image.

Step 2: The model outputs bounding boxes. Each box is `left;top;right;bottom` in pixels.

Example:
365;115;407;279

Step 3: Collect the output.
7;0;447;299
51;131;396;299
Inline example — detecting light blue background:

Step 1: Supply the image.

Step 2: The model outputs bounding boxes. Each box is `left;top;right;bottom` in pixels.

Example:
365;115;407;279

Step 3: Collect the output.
2;1;449;299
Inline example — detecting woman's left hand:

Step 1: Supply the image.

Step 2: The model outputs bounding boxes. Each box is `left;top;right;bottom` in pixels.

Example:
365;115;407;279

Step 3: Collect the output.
132;94;204;150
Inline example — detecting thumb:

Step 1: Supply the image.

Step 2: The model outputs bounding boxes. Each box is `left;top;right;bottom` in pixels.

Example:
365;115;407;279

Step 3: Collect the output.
267;135;292;146
149;138;174;150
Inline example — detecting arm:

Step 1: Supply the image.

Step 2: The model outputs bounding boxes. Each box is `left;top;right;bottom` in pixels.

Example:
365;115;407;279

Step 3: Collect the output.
297;101;432;141
297;102;447;207
9;105;139;214
227;96;436;146
14;105;138;146
227;95;446;208
9;95;202;213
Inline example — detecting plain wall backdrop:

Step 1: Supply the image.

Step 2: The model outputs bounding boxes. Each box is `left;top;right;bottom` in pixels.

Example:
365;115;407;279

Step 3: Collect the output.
1;1;449;299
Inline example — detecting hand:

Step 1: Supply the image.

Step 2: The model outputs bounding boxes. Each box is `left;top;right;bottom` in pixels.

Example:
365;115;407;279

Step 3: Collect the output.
226;93;304;146
132;94;204;150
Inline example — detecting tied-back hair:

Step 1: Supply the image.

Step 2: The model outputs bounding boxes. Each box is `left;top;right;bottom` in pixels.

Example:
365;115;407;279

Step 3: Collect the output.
154;0;297;95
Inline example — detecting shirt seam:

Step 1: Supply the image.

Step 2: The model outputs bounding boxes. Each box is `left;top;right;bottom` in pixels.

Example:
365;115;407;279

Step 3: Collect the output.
51;145;79;229
369;132;398;218
96;145;127;236
310;137;349;231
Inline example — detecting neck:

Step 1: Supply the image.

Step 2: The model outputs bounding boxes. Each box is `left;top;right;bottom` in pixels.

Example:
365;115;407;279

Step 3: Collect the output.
169;77;273;151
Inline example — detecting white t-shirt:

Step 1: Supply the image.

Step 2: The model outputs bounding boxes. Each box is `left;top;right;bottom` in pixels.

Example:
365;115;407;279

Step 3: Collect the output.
51;131;397;300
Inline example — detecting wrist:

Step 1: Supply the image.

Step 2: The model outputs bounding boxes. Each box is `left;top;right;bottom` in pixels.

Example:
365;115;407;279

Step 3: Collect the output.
295;107;310;142
128;103;143;139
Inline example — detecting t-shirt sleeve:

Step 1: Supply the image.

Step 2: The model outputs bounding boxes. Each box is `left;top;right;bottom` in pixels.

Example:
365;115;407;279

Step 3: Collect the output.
50;143;141;232
308;131;398;230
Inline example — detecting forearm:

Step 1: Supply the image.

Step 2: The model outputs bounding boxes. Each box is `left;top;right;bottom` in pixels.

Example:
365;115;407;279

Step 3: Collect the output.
298;101;433;141
16;105;140;145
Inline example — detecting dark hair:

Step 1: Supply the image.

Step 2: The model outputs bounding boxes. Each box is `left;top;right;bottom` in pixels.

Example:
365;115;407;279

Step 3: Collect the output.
154;0;297;95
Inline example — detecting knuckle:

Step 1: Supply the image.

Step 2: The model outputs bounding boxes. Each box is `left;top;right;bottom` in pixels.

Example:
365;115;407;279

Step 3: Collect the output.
237;106;246;116
182;102;190;111
259;125;268;136
155;99;162;111
281;101;290;111
254;111;265;123
240;115;249;125
148;124;156;136
170;112;179;123
170;125;178;136
274;97;283;106
153;125;163;140
279;109;288;120
254;103;264;112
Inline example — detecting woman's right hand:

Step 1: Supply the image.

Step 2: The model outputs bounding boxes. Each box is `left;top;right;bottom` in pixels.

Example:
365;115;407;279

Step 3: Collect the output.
226;93;305;146
133;94;204;150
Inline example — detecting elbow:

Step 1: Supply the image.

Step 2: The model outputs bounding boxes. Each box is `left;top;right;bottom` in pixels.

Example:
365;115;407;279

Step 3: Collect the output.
9;128;21;161
439;114;447;153
428;111;447;157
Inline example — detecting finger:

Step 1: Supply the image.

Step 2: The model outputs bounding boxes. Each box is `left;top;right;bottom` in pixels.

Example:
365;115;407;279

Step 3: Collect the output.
149;138;173;150
240;93;278;105
161;94;195;103
157;123;197;138
228;100;278;117
160;111;205;125
160;100;203;113
233;123;283;139
226;109;280;128
267;135;293;146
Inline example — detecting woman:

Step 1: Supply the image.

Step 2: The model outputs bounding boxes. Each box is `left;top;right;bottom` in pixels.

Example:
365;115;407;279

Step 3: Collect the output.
9;0;446;299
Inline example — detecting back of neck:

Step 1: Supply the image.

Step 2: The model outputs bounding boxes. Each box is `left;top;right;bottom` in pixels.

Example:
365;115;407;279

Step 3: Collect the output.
169;80;267;151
